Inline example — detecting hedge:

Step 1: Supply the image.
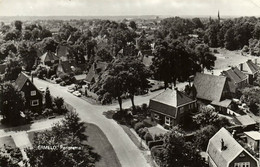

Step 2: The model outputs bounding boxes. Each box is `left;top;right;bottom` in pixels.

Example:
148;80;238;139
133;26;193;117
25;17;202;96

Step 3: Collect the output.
148;140;164;150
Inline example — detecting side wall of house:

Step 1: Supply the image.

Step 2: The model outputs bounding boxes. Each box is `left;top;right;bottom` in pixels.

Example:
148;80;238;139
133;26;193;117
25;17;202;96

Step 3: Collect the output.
229;151;258;167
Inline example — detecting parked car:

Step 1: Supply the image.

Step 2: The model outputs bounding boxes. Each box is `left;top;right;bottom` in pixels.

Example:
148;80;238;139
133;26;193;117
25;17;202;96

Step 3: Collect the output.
67;88;74;93
73;91;81;97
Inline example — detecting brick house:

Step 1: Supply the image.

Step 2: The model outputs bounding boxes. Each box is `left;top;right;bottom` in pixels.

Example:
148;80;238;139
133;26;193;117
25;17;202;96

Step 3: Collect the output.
14;72;42;111
207;127;259;167
238;60;260;85
220;67;248;97
193;72;232;112
149;88;197;127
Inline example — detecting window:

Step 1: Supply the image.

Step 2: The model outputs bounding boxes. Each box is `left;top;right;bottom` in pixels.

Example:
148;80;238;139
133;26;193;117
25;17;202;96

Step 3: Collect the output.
31;90;36;96
31;100;39;106
234;162;250;167
154;113;159;120
165;116;171;126
179;107;184;114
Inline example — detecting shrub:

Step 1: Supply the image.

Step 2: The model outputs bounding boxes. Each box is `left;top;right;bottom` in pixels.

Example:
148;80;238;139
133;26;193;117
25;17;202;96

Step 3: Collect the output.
151;145;164;158
143;118;155;128
144;132;153;144
139;128;148;139
134;122;145;131
148;140;164;150
130;119;139;128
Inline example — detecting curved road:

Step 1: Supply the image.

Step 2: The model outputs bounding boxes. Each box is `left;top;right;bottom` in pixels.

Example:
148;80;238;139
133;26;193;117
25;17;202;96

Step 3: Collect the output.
33;78;167;167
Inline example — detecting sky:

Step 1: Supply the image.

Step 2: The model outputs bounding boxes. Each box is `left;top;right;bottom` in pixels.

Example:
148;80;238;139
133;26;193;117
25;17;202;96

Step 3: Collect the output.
1;0;260;17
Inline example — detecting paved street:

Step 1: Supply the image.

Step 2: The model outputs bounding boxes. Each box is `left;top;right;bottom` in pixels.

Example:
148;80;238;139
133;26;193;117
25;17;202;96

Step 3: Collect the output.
31;78;189;167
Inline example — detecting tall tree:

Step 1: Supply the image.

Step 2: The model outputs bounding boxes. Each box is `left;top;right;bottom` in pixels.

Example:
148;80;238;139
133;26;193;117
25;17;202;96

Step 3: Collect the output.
14;20;22;31
0;82;25;125
160;127;207;167
18;42;38;71
25;111;99;167
4;58;22;81
45;87;52;109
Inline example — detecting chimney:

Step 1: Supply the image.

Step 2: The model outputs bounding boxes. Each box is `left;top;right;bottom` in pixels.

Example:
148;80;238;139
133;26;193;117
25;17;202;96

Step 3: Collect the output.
239;63;243;71
232;130;236;138
255;59;258;65
221;139;227;151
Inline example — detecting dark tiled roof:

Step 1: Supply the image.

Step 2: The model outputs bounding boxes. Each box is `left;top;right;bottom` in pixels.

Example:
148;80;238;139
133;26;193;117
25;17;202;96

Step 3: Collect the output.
247;60;260;74
14;72;29;91
60;61;73;74
86;62;108;83
221;67;247;93
207;128;245;167
194;73;227;102
149;88;195;118
57;45;69;58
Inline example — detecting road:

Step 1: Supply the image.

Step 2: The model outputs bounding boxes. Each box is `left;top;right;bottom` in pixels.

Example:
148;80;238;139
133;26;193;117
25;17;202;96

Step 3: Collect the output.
33;78;188;167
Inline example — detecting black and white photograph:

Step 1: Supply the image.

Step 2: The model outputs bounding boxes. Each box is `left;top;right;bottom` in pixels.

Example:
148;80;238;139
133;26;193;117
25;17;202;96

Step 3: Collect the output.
0;0;259;166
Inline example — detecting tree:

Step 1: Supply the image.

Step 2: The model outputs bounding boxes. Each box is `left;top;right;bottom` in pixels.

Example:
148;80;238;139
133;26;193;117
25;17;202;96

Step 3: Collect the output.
0;145;23;167
194;44;216;71
160;128;207;167
42;37;58;53
25;111;99;167
14;20;22;31
129;21;137;30
23;30;32;40
124;58;150;110
193;125;218;151
96;48;113;62
18;42;38;71
193;106;219;128
45;87;52;109
224;27;236;50
0;82;25;125
4;58;22;81
54;97;64;112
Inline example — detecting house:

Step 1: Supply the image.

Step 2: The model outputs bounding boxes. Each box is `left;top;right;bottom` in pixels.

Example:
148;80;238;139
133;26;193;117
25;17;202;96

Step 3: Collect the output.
85;61;108;84
220;67;248;97
149;88;197;127
244;131;260;152
56;44;73;62
193;72;232;112
56;61;73;76
137;50;154;67
14;72;42;111
233;115;257;127
39;51;59;66
238;59;260;84
207;127;259;167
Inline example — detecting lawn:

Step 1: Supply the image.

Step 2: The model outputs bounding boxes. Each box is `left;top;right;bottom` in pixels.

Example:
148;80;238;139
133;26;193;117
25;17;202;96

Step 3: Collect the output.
27;123;121;167
209;48;260;75
84;123;121;167
0;135;16;147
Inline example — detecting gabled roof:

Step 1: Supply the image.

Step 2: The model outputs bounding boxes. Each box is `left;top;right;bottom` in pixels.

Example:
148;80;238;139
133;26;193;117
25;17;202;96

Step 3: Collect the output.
222;67;247;83
238;60;260;75
149;88;195;118
244;131;260;141
246;60;260;74
14;72;30;91
59;61;73;74
234;115;256;126
57;45;70;58
40;51;59;63
193;73;227;102
207;128;247;167
85;62;108;83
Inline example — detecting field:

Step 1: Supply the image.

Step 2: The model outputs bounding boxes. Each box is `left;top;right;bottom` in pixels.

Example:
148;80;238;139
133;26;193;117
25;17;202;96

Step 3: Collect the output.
208;48;260;75
27;123;121;167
